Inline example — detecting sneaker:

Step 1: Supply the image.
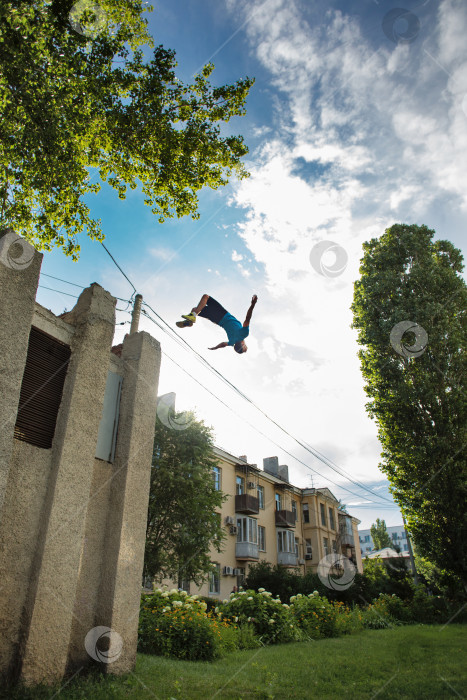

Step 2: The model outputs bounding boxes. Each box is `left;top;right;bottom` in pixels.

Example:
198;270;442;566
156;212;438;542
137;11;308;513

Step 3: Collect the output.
182;312;196;323
176;320;193;328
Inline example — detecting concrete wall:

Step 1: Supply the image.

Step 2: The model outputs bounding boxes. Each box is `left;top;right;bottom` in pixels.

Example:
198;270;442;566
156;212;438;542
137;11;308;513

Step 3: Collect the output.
0;236;161;686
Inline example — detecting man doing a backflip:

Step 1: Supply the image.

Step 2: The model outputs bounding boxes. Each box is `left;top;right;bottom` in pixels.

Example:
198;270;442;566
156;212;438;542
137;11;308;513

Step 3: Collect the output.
176;294;258;354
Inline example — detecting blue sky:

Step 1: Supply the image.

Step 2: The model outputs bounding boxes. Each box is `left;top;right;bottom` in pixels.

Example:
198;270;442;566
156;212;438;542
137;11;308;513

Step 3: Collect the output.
36;0;467;529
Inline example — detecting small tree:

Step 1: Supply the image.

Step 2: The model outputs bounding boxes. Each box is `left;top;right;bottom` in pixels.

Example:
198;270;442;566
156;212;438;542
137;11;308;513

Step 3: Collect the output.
370;518;393;550
144;409;227;586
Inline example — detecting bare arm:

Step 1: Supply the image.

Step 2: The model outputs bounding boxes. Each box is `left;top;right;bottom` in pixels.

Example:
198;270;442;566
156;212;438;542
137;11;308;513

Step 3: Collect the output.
243;294;258;327
208;342;229;350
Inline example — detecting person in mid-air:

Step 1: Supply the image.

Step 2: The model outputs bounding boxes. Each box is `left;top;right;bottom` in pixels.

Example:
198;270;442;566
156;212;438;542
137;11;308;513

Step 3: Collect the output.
176;294;258;354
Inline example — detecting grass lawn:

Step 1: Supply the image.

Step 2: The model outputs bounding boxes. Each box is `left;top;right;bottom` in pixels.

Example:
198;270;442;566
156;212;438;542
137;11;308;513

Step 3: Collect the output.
3;624;467;700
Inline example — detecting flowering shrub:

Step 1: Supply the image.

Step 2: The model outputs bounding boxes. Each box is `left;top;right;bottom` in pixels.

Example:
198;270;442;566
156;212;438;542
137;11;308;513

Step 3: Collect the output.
139;587;222;660
218;588;301;644
289;591;341;639
139;586;260;660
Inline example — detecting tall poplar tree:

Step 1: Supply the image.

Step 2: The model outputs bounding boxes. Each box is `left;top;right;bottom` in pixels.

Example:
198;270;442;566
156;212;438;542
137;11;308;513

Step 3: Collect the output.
0;0;253;258
351;224;467;589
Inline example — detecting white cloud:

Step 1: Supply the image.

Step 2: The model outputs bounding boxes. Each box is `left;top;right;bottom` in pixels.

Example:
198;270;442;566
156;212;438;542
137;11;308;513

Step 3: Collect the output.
232;250;243;261
221;0;467;487
149;246;176;261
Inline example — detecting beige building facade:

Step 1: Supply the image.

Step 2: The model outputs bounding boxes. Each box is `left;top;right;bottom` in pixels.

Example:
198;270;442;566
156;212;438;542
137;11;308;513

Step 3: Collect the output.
165;448;363;600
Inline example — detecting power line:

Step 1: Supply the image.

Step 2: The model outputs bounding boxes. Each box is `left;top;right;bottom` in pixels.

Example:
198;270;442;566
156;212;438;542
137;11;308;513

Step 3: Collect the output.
38;285;79;299
100;242;137;294
38;284;133;313
141;302;395;506
100;244;394;507
143;309;396;508
40;272;131;303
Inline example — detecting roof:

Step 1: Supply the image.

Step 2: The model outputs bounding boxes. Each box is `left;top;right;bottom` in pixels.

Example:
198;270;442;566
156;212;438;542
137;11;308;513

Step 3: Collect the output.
366;547;410;559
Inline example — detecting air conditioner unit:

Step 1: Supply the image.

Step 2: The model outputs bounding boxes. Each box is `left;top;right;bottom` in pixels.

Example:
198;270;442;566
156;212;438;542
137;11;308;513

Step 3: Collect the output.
247;481;256;489
305;554;312;560
222;566;234;576
225;516;234;525
233;568;243;576
298;559;305;565
229;525;238;535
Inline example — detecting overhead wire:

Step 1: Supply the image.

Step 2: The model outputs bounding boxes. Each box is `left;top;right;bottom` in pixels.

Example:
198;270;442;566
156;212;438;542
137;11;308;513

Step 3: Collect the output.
142;309;398;509
141;301;395;506
100;244;396;508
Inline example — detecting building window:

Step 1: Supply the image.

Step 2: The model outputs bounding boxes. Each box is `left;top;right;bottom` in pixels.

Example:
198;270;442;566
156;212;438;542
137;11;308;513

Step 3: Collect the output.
209;564;220;594
320;503;326;527
303;503;310;523
401;532;407;539
236;567;245;585
257;485;265;509
275;493;281;511
332;539;337;553
295;537;299;556
323;537;329;555
237;517;258;544
328;508;335;530
259;525;266;551
14;326;71;449
277;529;295;553
305;538;312;556
291;500;297;522
236;476;244;495
364;535;370;542
392;532;398;540
212;466;221;490
403;544;409;551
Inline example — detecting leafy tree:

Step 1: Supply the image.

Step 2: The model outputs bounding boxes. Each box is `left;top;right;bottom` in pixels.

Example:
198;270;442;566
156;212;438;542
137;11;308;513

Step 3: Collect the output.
144;409;227;586
0;0;254;258
351;223;467;590
370;518;392;550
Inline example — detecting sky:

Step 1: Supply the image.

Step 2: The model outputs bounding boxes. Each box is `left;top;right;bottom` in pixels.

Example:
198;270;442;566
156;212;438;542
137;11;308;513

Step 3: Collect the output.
35;0;467;529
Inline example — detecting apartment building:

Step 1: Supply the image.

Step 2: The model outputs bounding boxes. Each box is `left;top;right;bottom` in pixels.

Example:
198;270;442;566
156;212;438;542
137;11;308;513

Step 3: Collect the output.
162;447;362;600
358;525;409;557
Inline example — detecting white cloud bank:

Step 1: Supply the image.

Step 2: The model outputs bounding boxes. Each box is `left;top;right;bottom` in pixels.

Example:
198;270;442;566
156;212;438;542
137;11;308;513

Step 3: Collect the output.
221;0;467;501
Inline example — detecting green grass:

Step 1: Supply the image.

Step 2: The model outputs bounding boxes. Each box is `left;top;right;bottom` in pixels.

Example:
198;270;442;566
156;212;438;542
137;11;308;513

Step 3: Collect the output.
3;625;467;700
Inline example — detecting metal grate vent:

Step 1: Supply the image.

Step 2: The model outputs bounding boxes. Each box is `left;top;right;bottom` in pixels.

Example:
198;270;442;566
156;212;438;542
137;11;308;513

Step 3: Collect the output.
14;326;71;449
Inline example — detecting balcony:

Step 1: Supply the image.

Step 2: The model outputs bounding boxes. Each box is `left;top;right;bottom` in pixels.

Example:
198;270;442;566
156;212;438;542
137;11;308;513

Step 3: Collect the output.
275;509;295;528
235;493;259;514
339;531;354;547
235;542;259;560
277;552;298;566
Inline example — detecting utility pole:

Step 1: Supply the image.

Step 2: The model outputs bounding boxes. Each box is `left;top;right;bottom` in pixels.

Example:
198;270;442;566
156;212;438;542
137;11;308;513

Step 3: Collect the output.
130;294;143;335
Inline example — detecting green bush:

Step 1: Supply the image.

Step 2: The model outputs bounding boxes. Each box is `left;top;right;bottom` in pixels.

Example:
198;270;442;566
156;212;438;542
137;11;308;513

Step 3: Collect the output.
218;588;301;644
139;587;222;661
289;592;341;639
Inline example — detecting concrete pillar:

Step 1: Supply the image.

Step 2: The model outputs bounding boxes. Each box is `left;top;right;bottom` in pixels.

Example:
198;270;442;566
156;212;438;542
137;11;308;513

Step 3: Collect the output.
97;331;160;675
19;284;116;685
0;232;41;515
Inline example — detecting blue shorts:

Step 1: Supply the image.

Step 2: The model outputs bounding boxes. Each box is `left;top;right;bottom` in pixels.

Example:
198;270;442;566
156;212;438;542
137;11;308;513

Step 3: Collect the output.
199;297;228;325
